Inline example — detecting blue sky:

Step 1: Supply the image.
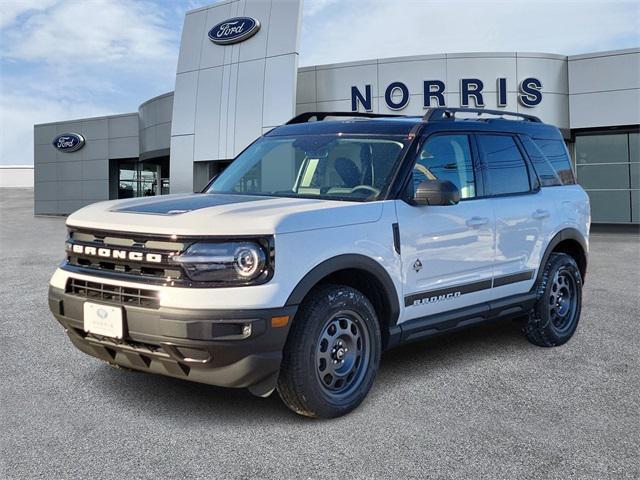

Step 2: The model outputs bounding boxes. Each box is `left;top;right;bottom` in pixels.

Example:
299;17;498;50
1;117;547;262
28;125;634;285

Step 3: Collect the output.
1;0;638;165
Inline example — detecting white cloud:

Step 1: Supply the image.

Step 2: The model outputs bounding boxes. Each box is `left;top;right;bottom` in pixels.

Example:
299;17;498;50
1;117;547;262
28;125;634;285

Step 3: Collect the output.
299;0;640;66
304;0;343;16
0;0;182;165
2;0;176;64
0;92;112;170
0;0;58;29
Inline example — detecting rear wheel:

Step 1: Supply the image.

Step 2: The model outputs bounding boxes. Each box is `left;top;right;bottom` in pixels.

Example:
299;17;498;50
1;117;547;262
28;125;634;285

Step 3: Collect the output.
277;285;381;418
525;253;583;347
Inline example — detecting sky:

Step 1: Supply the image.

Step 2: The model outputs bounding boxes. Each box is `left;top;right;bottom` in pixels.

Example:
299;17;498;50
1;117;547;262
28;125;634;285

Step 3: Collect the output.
0;0;638;166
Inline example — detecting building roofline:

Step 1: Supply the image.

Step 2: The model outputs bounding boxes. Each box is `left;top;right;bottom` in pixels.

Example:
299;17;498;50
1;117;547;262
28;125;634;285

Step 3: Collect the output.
299;48;639;71
299;51;571;71
568;47;640;61
138;91;174;110
186;0;236;15
34;112;138;128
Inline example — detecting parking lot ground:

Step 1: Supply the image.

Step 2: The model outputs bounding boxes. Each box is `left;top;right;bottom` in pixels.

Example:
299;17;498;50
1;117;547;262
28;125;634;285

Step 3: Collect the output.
1;188;639;479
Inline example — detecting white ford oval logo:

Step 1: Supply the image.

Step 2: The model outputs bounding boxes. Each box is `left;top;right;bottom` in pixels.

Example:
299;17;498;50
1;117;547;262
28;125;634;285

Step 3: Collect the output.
53;133;85;152
208;17;260;45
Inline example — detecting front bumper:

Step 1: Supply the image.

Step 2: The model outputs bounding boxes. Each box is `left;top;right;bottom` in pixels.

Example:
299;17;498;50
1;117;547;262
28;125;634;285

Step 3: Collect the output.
48;286;296;395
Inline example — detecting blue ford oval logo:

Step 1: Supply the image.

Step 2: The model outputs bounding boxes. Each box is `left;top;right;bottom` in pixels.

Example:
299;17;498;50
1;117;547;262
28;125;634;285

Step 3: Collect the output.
53;133;85;153
208;17;260;45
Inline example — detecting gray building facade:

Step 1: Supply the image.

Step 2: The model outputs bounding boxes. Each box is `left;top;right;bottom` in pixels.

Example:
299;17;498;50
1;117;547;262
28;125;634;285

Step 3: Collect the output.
34;0;639;223
34;113;139;214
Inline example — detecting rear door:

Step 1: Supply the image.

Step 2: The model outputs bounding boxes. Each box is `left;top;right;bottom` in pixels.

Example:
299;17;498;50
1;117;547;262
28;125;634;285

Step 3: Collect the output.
475;133;543;298
396;133;495;323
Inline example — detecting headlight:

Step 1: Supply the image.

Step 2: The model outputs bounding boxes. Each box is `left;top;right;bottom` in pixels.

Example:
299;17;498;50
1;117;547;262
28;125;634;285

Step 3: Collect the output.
172;241;270;284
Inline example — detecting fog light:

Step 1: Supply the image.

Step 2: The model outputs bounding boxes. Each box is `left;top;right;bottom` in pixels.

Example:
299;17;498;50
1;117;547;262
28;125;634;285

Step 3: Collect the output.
242;324;252;337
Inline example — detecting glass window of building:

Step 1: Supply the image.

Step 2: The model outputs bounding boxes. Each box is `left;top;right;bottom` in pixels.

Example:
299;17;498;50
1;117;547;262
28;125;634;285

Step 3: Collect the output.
575;132;639;223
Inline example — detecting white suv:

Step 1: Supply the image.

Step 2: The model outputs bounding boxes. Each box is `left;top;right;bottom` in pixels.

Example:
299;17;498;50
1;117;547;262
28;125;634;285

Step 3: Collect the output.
49;108;590;418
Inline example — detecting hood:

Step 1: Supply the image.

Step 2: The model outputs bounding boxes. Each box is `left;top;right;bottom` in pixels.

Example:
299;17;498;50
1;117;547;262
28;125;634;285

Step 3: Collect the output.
66;193;384;236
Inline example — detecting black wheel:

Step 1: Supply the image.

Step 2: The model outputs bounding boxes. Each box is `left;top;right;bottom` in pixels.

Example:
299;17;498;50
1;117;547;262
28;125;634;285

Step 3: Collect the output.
277;285;381;418
525;253;583;347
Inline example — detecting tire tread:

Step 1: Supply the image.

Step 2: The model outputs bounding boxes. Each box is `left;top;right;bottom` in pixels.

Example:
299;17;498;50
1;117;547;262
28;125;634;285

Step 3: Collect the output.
277;284;381;418
524;252;582;347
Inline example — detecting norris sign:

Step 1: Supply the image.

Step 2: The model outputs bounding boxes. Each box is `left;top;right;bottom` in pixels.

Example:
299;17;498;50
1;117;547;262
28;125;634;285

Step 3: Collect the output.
351;77;543;111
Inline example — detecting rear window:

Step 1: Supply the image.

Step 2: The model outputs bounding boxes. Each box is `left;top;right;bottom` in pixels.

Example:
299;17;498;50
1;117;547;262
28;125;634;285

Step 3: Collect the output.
521;137;562;187
532;138;576;185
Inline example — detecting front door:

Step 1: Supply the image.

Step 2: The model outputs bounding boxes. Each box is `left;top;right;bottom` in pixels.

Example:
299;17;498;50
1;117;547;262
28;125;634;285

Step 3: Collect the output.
396;133;495;323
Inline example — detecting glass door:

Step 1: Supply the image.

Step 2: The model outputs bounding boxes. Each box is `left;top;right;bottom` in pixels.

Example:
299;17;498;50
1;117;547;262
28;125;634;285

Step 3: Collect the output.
117;162;160;198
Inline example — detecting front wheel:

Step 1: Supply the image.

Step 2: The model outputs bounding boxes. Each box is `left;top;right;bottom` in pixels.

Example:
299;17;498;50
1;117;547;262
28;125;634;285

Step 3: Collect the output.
277;285;381;418
525;253;583;347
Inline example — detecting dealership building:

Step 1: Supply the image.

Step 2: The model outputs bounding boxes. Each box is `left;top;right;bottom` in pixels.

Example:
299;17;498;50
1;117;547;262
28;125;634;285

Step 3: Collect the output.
33;0;639;223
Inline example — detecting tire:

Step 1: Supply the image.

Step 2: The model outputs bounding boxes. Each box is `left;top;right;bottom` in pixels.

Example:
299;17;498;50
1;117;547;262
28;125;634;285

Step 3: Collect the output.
277;284;382;418
525;253;583;347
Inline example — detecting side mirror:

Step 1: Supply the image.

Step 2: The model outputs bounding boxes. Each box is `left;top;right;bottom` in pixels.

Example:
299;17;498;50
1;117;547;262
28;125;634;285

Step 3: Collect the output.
413;179;460;206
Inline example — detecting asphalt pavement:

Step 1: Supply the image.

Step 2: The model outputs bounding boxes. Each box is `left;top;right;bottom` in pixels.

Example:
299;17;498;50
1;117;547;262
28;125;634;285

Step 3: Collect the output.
1;188;638;479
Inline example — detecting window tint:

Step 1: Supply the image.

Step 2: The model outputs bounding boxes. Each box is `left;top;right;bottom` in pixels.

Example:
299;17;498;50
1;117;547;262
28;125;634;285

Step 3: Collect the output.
533;139;575;185
210;135;407;201
412;135;476;199
477;135;531;195
521;137;562;187
296;139;404;195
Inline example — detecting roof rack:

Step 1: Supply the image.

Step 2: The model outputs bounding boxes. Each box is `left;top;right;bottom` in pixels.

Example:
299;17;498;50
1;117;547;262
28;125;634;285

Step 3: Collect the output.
423;107;541;123
286;111;405;124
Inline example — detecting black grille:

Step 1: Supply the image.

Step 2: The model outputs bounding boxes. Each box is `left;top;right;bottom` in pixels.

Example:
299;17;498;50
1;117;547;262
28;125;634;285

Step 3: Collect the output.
65;229;186;283
66;278;160;309
67;255;183;280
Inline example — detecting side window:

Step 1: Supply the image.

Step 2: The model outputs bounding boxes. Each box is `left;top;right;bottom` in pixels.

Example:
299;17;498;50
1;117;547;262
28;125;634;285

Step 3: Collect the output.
413;134;476;199
533;139;576;185
477;134;531;195
521;136;562;187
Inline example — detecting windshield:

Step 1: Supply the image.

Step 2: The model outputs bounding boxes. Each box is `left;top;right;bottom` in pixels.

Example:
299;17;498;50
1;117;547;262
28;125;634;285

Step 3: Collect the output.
206;134;409;201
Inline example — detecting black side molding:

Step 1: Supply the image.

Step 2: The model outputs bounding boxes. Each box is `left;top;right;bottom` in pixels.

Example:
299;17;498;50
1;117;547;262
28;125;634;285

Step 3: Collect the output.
405;279;492;308
493;270;534;287
404;270;535;307
389;292;537;348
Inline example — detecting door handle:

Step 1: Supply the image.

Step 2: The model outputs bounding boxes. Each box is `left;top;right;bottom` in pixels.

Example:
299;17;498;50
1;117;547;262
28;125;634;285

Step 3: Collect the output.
532;209;550;220
466;217;489;228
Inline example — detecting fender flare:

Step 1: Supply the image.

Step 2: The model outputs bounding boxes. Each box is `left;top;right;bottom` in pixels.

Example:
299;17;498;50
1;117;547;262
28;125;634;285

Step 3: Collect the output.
534;227;588;287
284;254;401;326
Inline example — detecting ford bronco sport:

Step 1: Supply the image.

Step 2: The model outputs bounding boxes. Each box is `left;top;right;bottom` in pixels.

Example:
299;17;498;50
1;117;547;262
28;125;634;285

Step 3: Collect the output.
49;108;590;418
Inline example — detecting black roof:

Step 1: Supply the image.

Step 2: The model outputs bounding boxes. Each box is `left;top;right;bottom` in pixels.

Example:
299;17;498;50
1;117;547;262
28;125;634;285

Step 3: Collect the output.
269;117;420;136
267;108;563;140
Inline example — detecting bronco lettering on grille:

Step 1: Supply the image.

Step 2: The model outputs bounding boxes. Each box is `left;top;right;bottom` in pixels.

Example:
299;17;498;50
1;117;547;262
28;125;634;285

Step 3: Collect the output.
67;243;163;263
